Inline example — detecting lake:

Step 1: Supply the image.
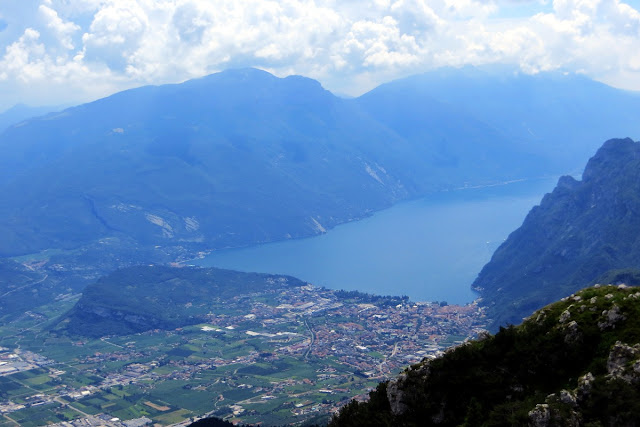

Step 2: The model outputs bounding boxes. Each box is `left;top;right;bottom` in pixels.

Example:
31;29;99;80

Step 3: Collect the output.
194;178;559;304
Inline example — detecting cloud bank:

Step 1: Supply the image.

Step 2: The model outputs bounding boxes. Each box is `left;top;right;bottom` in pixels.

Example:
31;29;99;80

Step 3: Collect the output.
1;0;640;109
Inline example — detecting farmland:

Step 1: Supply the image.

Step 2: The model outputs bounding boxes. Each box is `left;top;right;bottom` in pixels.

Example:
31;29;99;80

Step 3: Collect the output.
0;282;485;425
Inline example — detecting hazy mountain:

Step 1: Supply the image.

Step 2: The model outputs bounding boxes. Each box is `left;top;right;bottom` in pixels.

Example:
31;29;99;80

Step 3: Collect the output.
56;265;306;337
0;68;539;257
0;103;66;134
1;67;639;258
354;77;542;182
357;66;640;172
330;284;640;426
0;69;420;256
473;138;640;329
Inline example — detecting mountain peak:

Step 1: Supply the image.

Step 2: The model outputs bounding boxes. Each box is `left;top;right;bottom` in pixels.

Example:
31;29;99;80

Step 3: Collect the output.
583;137;639;182
187;67;325;92
204;66;276;81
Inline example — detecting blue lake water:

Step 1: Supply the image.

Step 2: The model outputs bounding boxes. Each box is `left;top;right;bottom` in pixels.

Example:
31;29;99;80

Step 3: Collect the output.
194;178;559;304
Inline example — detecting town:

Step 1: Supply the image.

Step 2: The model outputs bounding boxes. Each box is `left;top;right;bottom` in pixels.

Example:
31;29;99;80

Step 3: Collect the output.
0;282;486;426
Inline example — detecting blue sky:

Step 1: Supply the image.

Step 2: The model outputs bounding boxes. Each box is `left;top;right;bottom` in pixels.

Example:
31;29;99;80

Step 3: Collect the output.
1;0;640;111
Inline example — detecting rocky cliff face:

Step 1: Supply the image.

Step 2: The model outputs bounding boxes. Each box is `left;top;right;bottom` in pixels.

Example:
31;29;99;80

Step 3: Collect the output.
472;138;640;329
330;284;640;426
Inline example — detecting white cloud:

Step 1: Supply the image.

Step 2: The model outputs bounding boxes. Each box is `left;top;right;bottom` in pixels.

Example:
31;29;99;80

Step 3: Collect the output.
390;0;442;33
1;0;640;110
1;28;47;82
81;0;150;71
39;4;80;49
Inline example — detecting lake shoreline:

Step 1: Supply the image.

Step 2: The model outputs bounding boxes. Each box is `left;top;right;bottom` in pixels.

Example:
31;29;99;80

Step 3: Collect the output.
192;176;560;305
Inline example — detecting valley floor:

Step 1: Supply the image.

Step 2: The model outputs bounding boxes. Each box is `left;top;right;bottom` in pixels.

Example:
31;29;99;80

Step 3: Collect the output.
0;282;485;426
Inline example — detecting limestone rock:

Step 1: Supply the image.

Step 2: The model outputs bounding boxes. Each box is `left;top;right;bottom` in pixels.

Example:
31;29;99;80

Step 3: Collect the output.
576;372;595;402
386;363;431;416
607;341;640;383
386;375;409;416
563;320;581;344
528;404;551;427
598;304;626;330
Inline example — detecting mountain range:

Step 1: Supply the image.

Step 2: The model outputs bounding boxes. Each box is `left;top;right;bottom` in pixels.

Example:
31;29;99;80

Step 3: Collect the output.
363;67;640;171
3;68;640;425
1;67;639;257
0;103;63;134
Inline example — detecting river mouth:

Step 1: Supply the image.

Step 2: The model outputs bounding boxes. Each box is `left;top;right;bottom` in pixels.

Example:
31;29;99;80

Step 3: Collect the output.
193;177;559;304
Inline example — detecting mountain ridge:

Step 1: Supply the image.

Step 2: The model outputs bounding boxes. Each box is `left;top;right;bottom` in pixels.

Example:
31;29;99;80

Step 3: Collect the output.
360;67;640;171
0;68;414;256
1;67;640;258
473;137;640;329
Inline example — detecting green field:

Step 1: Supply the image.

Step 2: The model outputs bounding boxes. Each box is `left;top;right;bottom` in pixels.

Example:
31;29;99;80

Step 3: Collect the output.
0;317;385;426
4;402;83;427
0;277;480;426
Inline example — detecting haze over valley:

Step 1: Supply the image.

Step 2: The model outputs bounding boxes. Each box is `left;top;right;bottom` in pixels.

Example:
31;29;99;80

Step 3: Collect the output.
3;0;640;425
1;66;639;426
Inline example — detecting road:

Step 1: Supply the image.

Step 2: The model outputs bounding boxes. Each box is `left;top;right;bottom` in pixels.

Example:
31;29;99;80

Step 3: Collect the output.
303;318;315;360
0;274;49;300
2;414;19;426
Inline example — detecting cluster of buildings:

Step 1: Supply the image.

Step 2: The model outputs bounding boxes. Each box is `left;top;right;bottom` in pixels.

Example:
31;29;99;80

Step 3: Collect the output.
199;284;487;378
1;283;486;425
0;348;53;376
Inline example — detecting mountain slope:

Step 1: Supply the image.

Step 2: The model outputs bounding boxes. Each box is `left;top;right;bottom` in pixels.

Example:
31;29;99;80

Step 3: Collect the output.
473;137;640;328
353;76;543;183
0;104;64;134
0;69;417;256
2;68;639;258
330;284;640;426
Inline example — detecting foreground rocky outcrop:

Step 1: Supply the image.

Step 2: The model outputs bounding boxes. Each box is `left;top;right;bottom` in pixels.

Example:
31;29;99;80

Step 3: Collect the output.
330;284;640;426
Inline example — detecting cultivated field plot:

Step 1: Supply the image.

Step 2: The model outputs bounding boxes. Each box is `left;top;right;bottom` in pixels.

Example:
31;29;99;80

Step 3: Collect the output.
0;284;485;425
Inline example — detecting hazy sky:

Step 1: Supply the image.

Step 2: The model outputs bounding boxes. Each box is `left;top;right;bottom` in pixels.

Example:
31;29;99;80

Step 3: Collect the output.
1;0;640;110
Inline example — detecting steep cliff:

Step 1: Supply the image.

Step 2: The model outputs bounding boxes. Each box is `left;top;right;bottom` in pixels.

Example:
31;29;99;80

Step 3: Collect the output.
473;138;640;328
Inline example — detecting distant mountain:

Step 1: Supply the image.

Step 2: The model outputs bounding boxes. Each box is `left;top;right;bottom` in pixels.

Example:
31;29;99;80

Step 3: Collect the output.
330;284;640;426
0;103;65;134
56;265;306;337
0;69;418;256
357;66;640;172
354;74;542;183
473;138;640;329
1;67;639;257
